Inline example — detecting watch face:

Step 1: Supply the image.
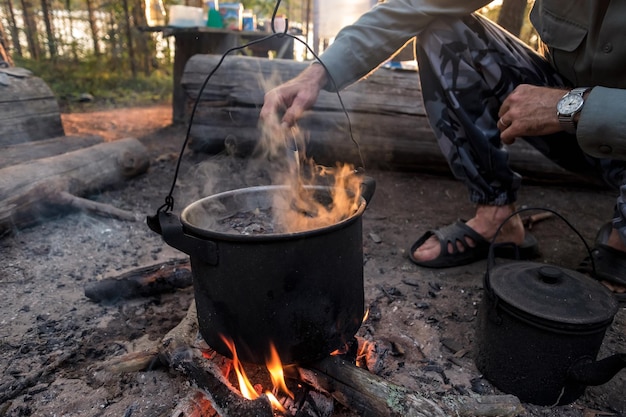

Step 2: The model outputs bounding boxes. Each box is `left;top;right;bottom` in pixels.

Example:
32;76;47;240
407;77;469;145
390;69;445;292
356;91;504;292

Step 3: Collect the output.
557;93;584;115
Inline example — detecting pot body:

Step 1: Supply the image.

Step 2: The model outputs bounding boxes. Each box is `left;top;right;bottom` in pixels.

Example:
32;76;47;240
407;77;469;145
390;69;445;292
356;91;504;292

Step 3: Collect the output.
159;183;373;366
189;216;364;366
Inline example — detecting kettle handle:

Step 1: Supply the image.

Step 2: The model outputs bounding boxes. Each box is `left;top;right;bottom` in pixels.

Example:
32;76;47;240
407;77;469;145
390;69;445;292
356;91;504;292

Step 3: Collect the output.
147;211;218;265
484;207;594;295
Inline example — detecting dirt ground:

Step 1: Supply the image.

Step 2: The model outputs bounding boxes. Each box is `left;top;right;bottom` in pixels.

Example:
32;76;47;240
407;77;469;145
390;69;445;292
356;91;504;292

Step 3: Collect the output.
1;104;624;417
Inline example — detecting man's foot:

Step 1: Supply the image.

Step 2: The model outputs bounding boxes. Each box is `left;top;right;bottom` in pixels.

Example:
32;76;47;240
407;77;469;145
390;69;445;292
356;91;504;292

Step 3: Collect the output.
412;204;526;264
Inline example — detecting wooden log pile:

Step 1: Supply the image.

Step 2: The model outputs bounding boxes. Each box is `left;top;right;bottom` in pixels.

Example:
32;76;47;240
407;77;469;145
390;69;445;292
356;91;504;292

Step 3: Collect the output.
0;68;152;235
181;54;600;186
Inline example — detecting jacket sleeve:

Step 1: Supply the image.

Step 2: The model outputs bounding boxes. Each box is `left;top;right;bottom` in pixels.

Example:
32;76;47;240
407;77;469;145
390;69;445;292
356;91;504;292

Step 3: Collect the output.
577;87;626;161
317;0;492;91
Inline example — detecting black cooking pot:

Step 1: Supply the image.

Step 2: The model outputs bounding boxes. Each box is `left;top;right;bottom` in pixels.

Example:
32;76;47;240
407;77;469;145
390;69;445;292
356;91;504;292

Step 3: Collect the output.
148;177;375;366
475;210;626;406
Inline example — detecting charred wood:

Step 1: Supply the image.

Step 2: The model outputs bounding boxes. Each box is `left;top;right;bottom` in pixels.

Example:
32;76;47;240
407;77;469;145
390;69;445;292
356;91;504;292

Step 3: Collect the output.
84;259;192;303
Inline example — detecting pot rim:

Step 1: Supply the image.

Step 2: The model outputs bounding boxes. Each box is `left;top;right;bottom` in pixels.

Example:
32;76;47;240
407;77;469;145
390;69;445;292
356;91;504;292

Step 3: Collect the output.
180;184;367;242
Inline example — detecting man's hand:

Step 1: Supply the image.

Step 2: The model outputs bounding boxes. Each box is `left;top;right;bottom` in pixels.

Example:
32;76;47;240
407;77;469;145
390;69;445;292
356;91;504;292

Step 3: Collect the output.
260;63;328;128
497;84;569;144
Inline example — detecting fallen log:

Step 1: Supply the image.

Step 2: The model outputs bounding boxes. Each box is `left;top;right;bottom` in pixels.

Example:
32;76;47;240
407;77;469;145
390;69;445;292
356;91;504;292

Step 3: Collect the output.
1;134;104;168
84;259;192;303
182;54;601;186
0;137;149;235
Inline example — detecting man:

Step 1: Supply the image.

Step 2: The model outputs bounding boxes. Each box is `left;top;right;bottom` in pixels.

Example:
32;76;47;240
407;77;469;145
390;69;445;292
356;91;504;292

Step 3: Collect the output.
259;0;626;298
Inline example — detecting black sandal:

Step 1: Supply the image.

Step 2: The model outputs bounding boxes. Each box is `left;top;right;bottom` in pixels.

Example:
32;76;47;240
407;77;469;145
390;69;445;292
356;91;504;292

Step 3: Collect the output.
408;220;539;268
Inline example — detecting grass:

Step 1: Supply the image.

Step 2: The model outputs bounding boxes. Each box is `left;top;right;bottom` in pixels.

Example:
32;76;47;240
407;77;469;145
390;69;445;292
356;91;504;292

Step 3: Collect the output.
14;56;173;112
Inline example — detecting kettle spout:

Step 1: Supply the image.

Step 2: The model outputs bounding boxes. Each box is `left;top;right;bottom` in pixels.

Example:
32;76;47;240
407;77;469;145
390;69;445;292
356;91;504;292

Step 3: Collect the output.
568;353;626;386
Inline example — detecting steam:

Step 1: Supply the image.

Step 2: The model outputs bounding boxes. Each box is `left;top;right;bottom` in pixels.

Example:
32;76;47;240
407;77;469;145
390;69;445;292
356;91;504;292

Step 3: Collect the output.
179;67;364;235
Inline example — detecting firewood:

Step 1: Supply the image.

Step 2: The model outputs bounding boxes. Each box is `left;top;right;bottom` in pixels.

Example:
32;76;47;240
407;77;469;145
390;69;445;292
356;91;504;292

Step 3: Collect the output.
0;137;149;235
299;356;448;417
84;259;192;303
159;303;274;417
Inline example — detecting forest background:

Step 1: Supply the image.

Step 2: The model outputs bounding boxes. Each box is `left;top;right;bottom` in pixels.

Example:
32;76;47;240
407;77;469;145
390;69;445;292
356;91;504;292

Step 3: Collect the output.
0;0;534;112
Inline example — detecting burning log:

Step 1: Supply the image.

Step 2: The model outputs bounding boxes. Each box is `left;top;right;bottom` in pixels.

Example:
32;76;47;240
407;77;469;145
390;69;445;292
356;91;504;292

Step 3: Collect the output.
159;303;274;417
0;137;149;235
84;259;192;303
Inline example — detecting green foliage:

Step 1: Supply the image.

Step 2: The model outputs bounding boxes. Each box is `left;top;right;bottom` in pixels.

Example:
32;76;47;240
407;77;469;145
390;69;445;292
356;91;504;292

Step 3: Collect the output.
14;56;172;112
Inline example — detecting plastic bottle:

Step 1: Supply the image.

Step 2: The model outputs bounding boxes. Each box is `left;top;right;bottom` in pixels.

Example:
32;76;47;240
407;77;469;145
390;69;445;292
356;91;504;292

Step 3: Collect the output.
206;1;223;28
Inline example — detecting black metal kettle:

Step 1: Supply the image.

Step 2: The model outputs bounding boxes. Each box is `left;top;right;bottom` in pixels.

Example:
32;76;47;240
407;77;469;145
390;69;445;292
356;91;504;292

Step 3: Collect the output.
474;208;626;406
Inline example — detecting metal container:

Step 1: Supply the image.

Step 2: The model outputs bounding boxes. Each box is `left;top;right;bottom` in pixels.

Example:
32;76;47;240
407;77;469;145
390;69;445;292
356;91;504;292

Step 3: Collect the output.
149;178;375;365
475;260;625;405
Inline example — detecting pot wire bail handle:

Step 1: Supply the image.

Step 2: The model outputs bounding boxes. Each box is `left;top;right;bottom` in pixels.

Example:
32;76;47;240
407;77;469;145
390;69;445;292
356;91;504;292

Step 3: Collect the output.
483;207;596;297
147;0;366;231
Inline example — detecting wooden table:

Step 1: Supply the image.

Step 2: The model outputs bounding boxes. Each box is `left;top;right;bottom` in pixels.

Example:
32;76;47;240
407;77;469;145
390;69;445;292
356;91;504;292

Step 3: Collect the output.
141;26;295;123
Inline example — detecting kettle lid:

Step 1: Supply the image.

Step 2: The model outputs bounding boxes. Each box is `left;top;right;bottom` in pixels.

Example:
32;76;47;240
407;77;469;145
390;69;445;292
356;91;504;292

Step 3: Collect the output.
487;261;619;326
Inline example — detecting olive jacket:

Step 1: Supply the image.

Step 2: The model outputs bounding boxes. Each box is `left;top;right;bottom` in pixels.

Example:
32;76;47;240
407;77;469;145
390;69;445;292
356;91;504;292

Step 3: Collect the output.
318;0;626;160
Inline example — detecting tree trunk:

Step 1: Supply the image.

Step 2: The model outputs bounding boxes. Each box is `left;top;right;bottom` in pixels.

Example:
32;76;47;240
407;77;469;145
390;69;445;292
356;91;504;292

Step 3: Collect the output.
122;0;137;77
4;0;22;58
86;0;101;56
40;0;57;58
133;0;152;75
64;0;78;61
0;138;150;235
496;0;527;36
19;0;40;60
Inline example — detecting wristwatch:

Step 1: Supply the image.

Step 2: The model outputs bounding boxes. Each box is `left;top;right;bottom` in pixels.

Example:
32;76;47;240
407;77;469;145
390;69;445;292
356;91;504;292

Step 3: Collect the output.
556;87;591;134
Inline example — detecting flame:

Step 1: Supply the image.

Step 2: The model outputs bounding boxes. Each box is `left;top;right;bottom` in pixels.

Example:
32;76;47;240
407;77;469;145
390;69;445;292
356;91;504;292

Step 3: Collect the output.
219;335;293;413
258;119;364;234
220;336;260;400
266;343;295;399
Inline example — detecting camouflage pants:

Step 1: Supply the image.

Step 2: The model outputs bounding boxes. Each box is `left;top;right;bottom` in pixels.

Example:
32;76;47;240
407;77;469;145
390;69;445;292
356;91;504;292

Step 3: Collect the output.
415;14;626;210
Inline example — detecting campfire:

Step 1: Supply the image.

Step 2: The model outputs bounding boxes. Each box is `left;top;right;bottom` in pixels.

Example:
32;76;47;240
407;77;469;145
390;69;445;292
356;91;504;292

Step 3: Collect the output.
157;303;448;417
